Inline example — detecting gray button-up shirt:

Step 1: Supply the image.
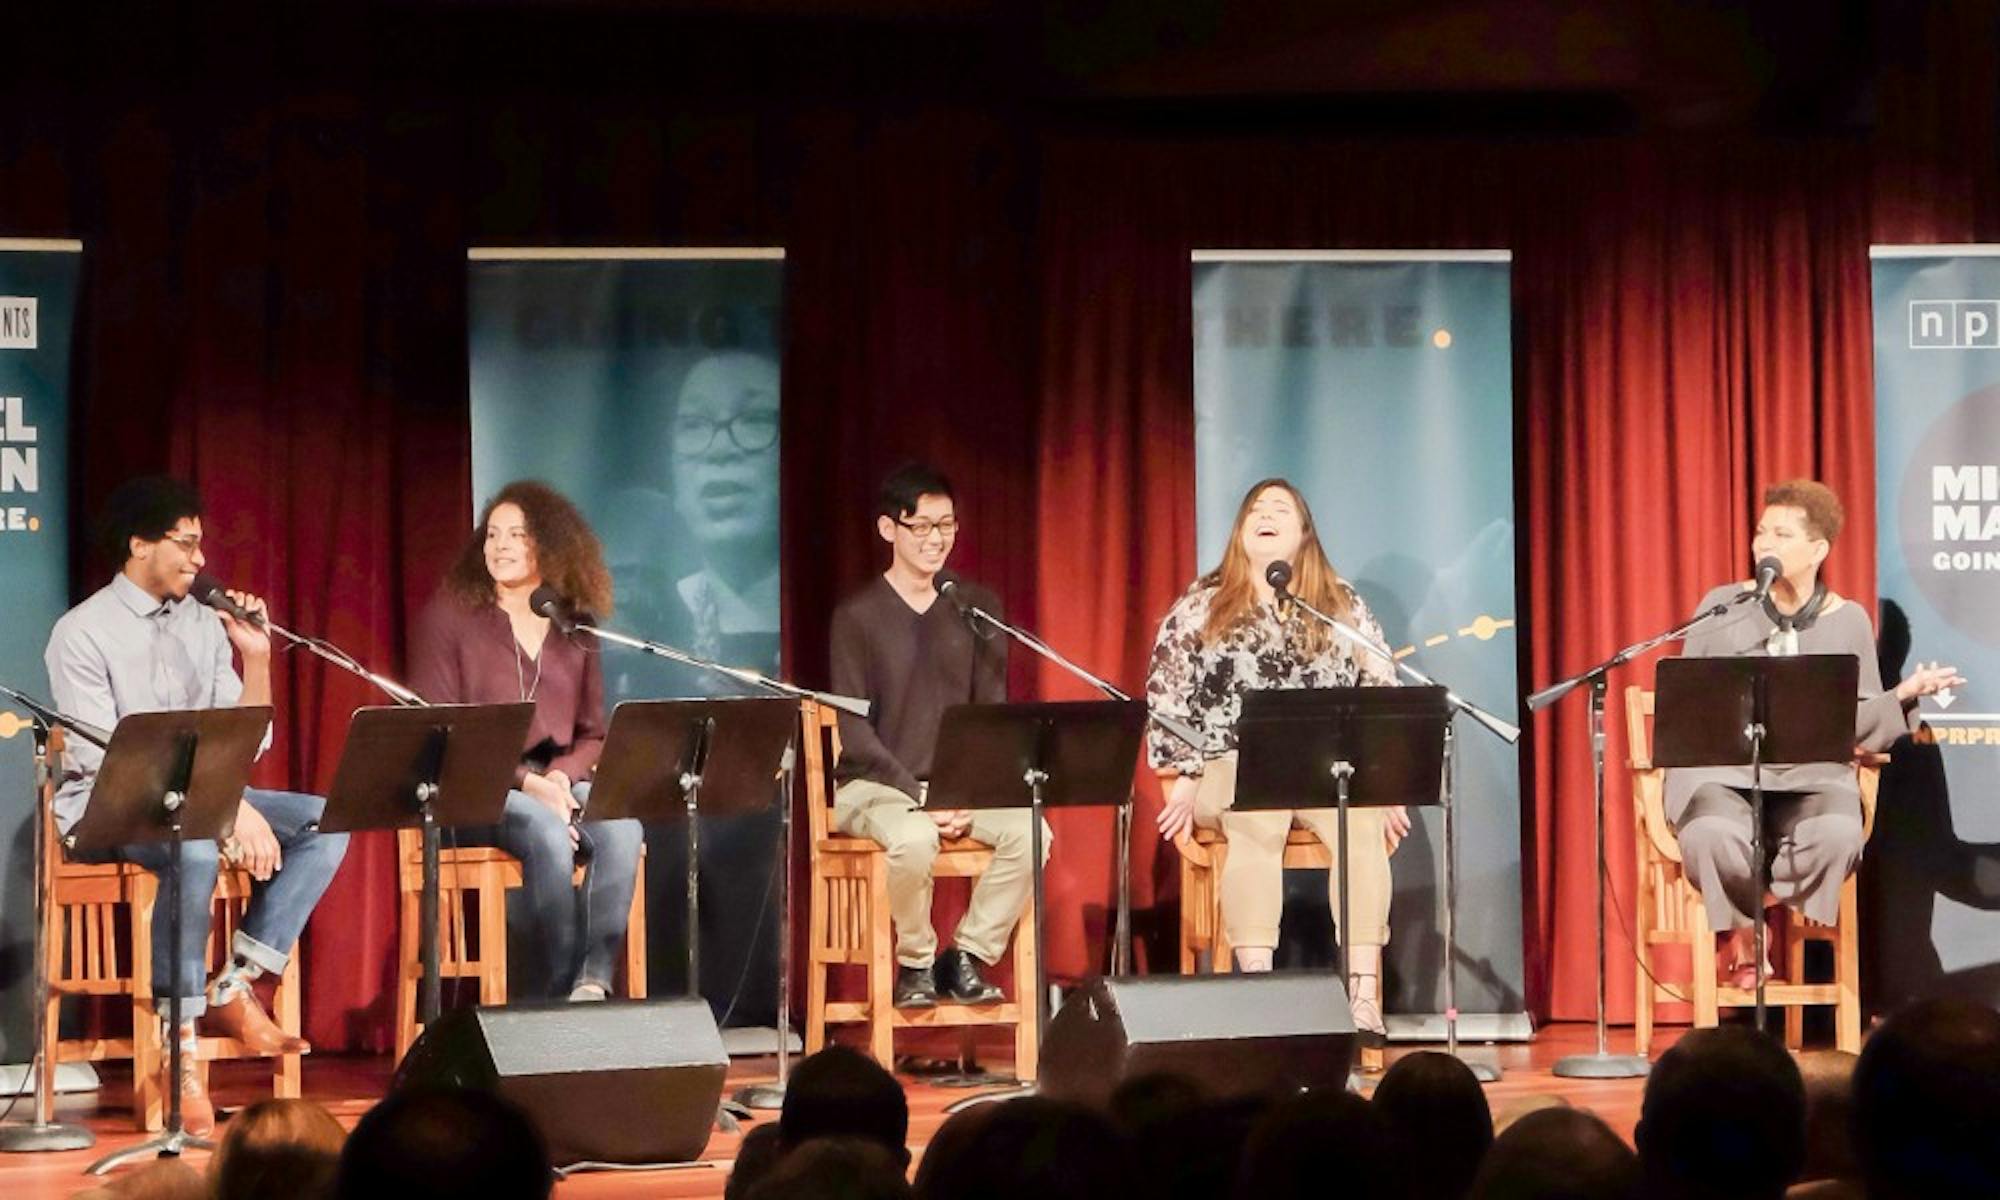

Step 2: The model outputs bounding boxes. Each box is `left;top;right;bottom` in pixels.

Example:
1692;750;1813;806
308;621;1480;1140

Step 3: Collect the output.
44;573;260;832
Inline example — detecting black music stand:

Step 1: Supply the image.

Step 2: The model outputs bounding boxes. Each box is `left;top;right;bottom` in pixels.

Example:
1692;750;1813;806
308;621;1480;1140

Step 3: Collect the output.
318;703;533;1037
927;698;1147;1096
585;698;797;1008
67;707;271;1173
1234;686;1449;1043
1652;654;1859;1029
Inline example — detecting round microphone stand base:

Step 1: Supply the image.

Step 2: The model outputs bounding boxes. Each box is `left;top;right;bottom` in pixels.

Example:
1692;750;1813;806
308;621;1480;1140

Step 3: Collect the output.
731;1081;785;1110
0;1121;96;1154
1551;1051;1651;1080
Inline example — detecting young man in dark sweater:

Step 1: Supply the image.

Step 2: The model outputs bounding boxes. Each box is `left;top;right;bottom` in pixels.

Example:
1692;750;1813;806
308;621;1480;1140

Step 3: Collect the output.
828;463;1046;1007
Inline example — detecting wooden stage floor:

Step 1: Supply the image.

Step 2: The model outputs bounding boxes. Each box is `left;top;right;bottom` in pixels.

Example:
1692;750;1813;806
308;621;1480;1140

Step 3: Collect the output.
2;1022;1684;1198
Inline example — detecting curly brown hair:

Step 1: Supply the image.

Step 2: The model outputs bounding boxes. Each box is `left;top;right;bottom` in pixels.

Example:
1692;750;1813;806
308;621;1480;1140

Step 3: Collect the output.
1763;479;1845;544
444;480;615;616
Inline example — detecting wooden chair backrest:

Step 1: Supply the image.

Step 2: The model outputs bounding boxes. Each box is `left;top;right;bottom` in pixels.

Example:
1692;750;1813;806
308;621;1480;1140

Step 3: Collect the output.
800;700;842;846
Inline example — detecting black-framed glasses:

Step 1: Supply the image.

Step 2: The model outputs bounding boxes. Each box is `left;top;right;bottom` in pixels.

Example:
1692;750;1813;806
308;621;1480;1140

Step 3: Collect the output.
895;517;960;539
672;410;779;456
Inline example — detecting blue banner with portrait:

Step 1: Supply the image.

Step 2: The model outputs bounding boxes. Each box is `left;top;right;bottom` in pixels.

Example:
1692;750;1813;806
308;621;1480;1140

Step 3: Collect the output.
1192;251;1527;1028
468;249;786;1025
1868;247;2000;1010
0;240;79;1065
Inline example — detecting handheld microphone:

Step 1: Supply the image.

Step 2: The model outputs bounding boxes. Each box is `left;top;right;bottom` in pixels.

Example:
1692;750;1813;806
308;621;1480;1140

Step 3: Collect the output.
190;573;267;627
1752;556;1783;601
1264;560;1294;596
528;585;578;634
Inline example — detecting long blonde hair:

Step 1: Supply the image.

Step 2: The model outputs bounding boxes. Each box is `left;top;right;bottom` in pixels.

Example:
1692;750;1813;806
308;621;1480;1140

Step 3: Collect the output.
1200;478;1352;657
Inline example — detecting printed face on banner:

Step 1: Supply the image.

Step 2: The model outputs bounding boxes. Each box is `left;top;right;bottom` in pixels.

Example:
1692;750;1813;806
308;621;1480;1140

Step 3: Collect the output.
468;257;784;700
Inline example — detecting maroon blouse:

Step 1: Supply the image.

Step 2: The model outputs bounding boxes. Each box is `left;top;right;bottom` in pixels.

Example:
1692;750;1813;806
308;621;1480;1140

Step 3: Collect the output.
409;594;607;786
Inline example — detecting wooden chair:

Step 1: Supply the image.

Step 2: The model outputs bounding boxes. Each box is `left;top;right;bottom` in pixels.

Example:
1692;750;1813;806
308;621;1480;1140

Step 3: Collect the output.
1625;685;1879;1055
394;824;648;1061
41;729;306;1131
1173;803;1332;972
800;700;1039;1080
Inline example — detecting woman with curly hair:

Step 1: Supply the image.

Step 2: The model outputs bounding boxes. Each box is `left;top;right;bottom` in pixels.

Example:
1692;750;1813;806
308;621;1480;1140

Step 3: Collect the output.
410;480;643;1001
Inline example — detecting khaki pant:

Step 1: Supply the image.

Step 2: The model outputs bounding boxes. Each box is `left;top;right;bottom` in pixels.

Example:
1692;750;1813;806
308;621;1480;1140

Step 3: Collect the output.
1195;755;1393;951
834;779;1051;968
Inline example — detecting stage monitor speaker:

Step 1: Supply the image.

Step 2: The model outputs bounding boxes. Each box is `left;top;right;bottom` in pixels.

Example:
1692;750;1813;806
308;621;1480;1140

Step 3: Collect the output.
1038;973;1355;1107
392;999;727;1166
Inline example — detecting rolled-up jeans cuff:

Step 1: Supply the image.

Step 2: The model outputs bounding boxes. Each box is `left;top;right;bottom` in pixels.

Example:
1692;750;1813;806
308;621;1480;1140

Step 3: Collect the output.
164;996;208;1023
232;929;288;977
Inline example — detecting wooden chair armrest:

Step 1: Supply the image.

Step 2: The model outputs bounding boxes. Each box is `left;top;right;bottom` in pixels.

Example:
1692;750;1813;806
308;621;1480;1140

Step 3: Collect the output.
1632;766;1684;865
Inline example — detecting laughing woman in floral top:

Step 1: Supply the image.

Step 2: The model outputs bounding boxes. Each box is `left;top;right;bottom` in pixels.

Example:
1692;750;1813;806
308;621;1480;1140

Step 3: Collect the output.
1146;478;1407;1046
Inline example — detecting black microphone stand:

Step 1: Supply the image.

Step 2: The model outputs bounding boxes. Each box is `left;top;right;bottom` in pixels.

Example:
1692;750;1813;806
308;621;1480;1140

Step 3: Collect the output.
1271;585;1519;1081
0;685;101;1154
1524;590;1757;1078
941;587;1206;976
565;612;868;1112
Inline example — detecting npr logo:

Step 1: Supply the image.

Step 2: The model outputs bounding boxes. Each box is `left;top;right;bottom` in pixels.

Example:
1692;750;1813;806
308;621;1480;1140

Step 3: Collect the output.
1910;300;2000;349
0;297;35;350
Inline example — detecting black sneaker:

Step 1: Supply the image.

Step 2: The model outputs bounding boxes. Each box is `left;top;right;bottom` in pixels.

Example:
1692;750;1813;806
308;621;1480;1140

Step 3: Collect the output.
937;948;1004;1005
894;964;938;1009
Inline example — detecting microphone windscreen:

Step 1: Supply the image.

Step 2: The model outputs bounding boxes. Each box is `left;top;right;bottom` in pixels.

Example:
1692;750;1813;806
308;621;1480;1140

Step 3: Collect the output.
528;584;567;618
1265;560;1294;590
1755;556;1783;579
190;572;231;606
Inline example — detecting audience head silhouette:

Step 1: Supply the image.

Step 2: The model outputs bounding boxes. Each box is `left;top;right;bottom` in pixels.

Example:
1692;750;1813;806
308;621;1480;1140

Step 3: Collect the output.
211;1097;346;1200
1852;997;2000;1199
1636;1025;1805;1200
748;1136;913;1200
336;1087;551;1200
781;1046;912;1167
912;1096;1128;1200
1470;1106;1637;1200
1373;1051;1494;1200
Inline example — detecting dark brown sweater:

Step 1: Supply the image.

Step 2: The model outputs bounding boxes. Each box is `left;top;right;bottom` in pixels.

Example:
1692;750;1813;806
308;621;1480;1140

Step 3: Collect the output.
829;575;1007;800
409;594;607;787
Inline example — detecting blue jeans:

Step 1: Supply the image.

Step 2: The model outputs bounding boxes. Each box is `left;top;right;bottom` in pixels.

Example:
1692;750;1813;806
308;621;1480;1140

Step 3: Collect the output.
459;785;643;999
80;789;348;1019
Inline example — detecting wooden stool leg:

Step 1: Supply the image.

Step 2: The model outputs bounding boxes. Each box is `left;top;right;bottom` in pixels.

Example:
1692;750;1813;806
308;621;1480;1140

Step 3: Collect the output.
805;873;830;1055
624;851;647;1000
274;955;303;1099
866;859;894;1069
1835;882;1863;1054
1689;890;1720;1032
1013;889;1039;1083
477;867;509;1006
395;883;421;1063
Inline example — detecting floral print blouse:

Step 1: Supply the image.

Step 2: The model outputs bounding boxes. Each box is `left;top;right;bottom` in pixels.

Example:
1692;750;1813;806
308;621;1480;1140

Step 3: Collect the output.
1144;578;1396;776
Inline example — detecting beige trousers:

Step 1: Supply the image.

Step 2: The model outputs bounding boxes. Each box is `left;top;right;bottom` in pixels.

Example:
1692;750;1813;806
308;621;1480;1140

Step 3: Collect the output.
1194;754;1393;951
834;778;1050;968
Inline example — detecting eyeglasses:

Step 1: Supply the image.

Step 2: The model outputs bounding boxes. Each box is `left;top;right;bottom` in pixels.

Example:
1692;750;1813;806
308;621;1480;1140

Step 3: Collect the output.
672;410;779;456
895;517;959;539
159;532;203;555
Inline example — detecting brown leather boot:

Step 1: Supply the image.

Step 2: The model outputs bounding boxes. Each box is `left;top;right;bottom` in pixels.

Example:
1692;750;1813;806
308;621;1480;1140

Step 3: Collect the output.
168;1035;215;1138
204;989;310;1056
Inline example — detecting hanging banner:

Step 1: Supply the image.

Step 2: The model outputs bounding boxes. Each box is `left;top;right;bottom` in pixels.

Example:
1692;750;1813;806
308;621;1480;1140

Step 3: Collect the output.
1192;250;1528;1031
1868;246;2000;1010
468;248;786;1024
0;239;80;1066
